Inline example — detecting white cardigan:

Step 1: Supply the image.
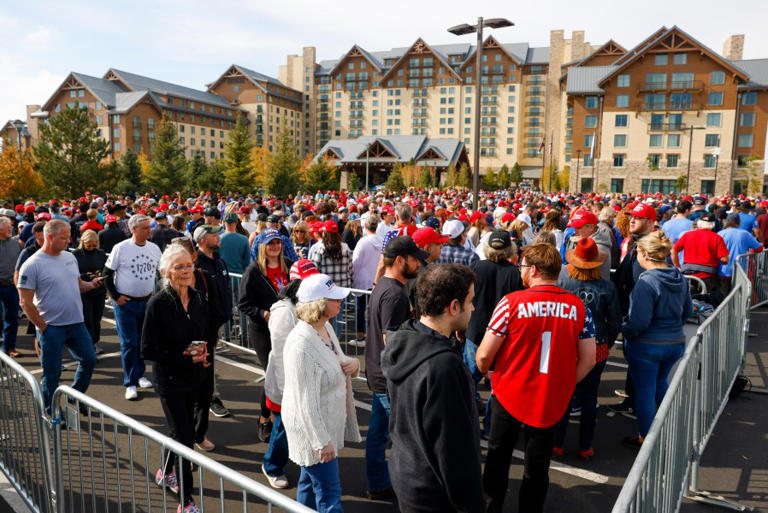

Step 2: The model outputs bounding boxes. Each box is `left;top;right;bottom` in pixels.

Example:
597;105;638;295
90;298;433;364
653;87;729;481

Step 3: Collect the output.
281;320;361;467
265;298;296;405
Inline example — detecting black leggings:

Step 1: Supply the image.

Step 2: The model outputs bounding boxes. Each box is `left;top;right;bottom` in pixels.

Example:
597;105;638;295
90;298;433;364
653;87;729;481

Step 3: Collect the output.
81;292;106;345
159;388;196;506
247;322;272;419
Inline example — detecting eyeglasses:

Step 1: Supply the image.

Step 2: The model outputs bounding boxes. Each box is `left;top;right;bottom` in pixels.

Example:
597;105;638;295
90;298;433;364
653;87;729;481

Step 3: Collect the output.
172;264;194;271
519;263;533;269
293;229;307;233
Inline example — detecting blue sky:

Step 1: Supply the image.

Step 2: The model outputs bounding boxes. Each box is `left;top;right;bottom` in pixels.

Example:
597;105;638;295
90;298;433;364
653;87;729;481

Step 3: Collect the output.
2;0;766;123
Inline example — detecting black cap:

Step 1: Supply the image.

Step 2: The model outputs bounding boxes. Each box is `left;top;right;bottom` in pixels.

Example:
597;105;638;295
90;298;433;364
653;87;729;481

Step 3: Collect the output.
203;207;220;219
700;212;716;222
423;216;440;230
257;212;268;222
267;214;280;223
155;211;167;220
692;196;706;206
383;236;429;260
488;230;512;250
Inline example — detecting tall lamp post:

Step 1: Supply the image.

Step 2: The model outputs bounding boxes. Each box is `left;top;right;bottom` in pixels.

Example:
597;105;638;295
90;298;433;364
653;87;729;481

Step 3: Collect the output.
685;125;706;194
712;147;721;195
365;141;371;192
449;17;514;210
11;119;24;161
575;149;582;192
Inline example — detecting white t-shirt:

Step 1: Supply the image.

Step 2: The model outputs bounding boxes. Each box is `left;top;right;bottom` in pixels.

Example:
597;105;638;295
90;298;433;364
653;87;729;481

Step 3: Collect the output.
18;251;84;326
105;239;161;297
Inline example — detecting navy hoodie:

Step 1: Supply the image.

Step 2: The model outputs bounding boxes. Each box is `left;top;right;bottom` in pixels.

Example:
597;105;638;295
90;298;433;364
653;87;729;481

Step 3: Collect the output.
621;267;693;344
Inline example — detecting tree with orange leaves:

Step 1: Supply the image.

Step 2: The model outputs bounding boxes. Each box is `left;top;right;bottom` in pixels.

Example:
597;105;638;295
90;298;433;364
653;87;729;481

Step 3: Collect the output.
0;143;44;200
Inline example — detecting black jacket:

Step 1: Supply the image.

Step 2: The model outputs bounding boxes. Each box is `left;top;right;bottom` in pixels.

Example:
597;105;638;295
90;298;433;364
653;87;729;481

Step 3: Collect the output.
195;251;232;328
466;259;522;344
140;286;209;393
613;236;644;316
98;226;128;254
238;259;293;333
558;273;621;347
381;320;484;513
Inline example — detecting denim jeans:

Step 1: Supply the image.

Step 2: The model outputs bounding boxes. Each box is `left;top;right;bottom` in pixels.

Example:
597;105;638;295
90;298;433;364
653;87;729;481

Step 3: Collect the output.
554;360;607;451
0;285;20;352
365;392;391;492
113;299;148;387
626;341;685;437
263;412;289;477
296;459;343;513
37;323;96;414
463;339;483;401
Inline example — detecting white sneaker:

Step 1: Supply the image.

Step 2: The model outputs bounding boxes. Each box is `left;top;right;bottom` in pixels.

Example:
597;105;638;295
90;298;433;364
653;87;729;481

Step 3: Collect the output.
138;377;153;389
348;339;366;347
261;465;289;489
125;386;138;400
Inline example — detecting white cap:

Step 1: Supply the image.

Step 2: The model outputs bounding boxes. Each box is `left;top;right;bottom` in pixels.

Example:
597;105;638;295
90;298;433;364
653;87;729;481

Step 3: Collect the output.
518;213;532;227
298;273;351;303
442;219;465;239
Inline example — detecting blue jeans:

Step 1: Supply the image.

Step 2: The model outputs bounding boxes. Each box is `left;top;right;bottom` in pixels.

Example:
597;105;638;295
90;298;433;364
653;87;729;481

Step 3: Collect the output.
296;459;343;513
626;341;685;437
463;339;483;402
263;412;288;477
37;323;96;414
554;360;607;451
365;392;391;492
113;299;148;387
0;285;19;352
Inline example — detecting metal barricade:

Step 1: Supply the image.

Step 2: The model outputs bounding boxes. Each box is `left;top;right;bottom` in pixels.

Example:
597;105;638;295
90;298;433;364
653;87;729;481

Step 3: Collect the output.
0;351;55;513
735;251;768;309
52;386;314;513
612;264;752;513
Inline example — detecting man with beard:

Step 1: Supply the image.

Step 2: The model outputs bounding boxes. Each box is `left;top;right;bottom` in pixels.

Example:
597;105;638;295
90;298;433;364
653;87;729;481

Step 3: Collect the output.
364;236;427;501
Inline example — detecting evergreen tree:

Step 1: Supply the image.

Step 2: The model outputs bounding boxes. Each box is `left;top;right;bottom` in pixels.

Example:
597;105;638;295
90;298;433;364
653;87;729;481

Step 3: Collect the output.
145;114;187;194
458;163;471;189
265;128;301;198
222;113;255;194
304;158;338;192
35;103;111;197
510;162;523;185
347;171;361;192
417;167;434;188
198;159;226;192
117;150;143;195
497;164;510;189
482;168;498;190
385;164;405;192
444;163;458;189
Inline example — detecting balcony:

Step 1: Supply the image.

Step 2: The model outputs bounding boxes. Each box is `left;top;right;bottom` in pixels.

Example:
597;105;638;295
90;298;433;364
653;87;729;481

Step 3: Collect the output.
528;88;544;96
648;122;686;132
525;121;542;128
641;101;667;111
482;98;498;106
527;77;545;86
526;100;544;107
638;80;704;92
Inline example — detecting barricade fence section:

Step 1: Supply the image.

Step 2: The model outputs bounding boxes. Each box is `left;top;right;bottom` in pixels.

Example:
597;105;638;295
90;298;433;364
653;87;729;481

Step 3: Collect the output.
52;386;314;513
0;351;54;513
735;251;768;309
613;263;753;513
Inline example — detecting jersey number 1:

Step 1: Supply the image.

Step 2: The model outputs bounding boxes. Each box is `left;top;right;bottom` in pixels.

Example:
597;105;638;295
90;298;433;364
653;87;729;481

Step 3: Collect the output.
539;331;552;374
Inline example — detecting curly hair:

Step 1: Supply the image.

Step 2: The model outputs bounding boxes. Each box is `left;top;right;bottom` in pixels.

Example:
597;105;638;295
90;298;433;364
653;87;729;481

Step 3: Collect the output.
296;298;329;324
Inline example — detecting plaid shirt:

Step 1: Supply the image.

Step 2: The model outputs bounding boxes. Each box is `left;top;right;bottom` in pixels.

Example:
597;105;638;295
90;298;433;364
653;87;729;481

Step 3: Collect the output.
250;233;299;262
437;243;480;267
308;241;353;287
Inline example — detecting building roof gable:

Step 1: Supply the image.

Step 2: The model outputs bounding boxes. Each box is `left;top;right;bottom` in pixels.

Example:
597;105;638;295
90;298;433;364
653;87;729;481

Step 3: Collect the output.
378;38;462;83
111;91;164;114
732;58;768;90
316;135;465;167
329;45;382;75
42;72;127;112
566;65;619;95
459;35;524;71
576;40;627;67
104;68;232;107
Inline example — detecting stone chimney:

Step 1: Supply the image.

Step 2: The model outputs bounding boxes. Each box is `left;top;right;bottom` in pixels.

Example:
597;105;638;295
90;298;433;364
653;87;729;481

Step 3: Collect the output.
571;31;586;60
722;35;744;61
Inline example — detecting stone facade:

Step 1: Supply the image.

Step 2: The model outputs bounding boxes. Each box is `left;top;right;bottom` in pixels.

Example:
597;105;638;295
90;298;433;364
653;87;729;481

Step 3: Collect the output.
722;35;745;61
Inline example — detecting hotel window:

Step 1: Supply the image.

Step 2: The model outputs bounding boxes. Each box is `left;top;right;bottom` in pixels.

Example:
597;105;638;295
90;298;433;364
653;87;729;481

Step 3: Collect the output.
705;134;720;147
583;134;594;147
611;178;624;193
113;128;120;138
614;134;627;147
666;154;679;167
233;86;239;93
672;53;687;65
54;104;61;112
710;71;725;85
613;154;625;167
649;134;663;147
742;92;757;105
583;155;594;167
179;125;185;133
114;142;121;152
667;134;681;147
96;115;103;124
646;73;666;88
584;115;597;128
706;113;721;127
617;74;630;87
615;114;628;127
647;154;661;167
616;94;629;108
95;102;101;110
70;90;76;98
201;140;206;147
704;154;717;168
738;134;753;147
654;53;668;65
641;179;678;194
191;126;195;134
585;96;598;109
741;112;755;127
708;92;723;106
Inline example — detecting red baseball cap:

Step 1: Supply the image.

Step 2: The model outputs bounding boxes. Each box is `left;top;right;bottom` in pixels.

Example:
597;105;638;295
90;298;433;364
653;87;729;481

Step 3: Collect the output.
36;212;51;221
501;212;516;223
321;220;338;233
630;203;657;221
469;211;483;223
238;206;251;215
189;205;204;213
567;211;598;228
105;215;117;223
412;227;449;248
289;259;319;281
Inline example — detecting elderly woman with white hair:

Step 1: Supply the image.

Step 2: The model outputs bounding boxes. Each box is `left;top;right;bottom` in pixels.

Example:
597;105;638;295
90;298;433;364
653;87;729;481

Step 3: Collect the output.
281;273;361;512
141;244;210;513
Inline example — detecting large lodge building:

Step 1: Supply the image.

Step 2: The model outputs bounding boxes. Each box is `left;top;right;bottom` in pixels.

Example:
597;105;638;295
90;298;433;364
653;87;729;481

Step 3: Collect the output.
3;25;767;194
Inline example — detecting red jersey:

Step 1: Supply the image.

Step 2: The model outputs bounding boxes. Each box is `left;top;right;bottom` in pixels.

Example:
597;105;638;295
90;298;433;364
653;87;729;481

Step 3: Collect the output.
487;285;594;428
673;229;728;278
265;265;288;293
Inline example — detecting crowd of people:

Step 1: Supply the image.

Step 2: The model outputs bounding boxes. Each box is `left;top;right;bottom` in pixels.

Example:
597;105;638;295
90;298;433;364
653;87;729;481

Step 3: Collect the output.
1;186;765;513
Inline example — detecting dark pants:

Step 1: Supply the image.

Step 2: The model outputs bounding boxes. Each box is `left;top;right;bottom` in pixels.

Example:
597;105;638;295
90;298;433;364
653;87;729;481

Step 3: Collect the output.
247;321;272;419
81;292;106;345
0;285;20;353
554;360;607;451
159;388;196;507
355;293;367;334
484;398;557;513
193;363;214;444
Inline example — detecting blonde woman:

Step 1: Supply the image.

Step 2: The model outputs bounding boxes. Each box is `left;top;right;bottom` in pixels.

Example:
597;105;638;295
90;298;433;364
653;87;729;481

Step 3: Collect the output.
291;221;312;259
282;273;361;512
73;230;107;350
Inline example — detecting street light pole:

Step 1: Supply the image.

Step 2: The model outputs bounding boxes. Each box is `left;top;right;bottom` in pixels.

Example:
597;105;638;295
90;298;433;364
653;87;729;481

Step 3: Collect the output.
712;147;721;195
365;142;370;192
685;125;706;194
575;149;582;192
12;119;24;161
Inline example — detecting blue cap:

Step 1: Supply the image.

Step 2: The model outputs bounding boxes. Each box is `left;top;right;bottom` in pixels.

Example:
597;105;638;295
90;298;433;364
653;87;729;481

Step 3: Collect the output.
261;229;282;244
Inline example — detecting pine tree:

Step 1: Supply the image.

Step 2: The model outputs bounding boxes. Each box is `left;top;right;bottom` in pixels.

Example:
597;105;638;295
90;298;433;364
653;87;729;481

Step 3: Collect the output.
304;158;338;192
197;158;226;192
444;163;458;189
385;164;405;192
144;114;187;194
510;162;523;185
497;164;510;189
482;168;498;190
417;167;434;188
35;103;111;197
117;150;143;195
265;128;301;198
222;113;255;194
458;163;471;189
347;171;361;192
0;144;44;199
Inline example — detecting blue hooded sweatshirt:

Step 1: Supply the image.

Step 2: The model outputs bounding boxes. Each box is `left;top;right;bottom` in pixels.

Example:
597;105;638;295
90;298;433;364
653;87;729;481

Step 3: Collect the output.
621;267;693;344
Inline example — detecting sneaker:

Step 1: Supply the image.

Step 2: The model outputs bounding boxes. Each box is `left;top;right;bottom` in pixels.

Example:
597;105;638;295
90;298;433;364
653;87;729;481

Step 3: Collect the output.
622;435;643;450
607;402;636;419
94;346;105;355
195;438;215;452
209;397;231;418
614;388;629;398
570;406;582;416
348;339;366;347
261;465;289;489
138;377;153;389
366;487;395;501
155;468;179;494
177;500;200;513
8;350;21;358
257;421;273;443
125;386;138;400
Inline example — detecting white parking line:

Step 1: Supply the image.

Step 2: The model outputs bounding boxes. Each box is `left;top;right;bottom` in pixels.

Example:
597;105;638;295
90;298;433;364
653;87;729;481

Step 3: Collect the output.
215;355;612;484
